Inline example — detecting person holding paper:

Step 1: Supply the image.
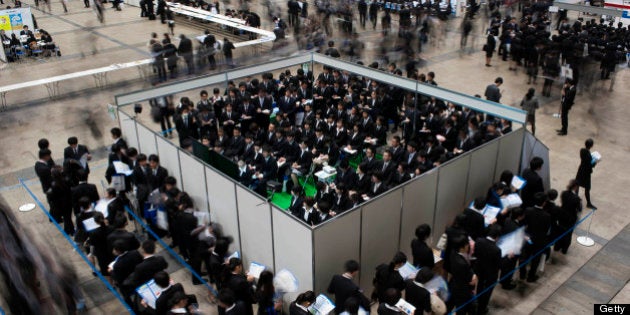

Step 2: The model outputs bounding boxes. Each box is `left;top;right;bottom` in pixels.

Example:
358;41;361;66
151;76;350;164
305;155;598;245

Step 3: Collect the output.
123;240;168;292
256;271;282;315
520;157;545;208
498;207;525;290
289;291;316;315
71;169;100;217
327;260;370;314
219;289;250;315
519;192;551;283
373;252;407;303
223;258;257;315
446;234;477;315
462;197;486;240
63;136;92;175
411;224;434;269
74;197;97;245
404;268;434;315
154;271;186;315
473;224;502;315
377;288;410;315
575;138;597;209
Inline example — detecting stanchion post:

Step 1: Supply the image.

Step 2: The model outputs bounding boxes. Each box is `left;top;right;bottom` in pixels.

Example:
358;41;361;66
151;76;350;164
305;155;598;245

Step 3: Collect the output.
577;210;596;247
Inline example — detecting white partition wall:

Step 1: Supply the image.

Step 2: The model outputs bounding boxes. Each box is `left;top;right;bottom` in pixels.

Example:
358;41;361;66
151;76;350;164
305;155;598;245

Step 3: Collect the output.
206;168;241;254
465;141;500;203
137;124;158;156
235;186;274;269
359;190;403;292
119;111;139;151
494;127;525;180
433;155;471;243
271;208;313;303
179;151;209;213
399;170;439;255
312;210;361;294
156;135;183;187
521;132;551;190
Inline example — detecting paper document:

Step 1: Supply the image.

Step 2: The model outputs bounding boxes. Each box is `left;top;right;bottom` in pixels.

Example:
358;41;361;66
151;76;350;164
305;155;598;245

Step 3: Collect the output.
398;262;419;280
343;148;357;154
591;151;602;164
395;298;416;314
482;205;502;226
497;227;526;257
501;193;522;209
94;199;110;218
424;275;450;302
248;262;266;279
79;153;89;169
274;269;299;293
511;175;526;190
308;294;336;315
82;217;99;232
357;307;369;315
225;251;240;262
113;161;133;176
136;279;171;309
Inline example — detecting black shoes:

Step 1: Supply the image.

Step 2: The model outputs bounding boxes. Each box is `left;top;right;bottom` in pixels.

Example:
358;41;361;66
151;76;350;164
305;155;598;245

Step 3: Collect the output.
526;275;539;283
587;203;598;210
502;282;517;290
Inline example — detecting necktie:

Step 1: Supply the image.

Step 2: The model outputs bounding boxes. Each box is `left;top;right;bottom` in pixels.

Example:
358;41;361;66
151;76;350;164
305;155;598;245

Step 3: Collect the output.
382;162;387;172
74;148;78;155
153;169;157;176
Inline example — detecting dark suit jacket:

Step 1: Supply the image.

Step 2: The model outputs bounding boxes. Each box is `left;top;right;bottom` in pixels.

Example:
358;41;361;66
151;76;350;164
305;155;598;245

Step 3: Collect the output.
411;239;434;269
377;304;405;315
575;148;593;188
521;168;544;208
147;166;169;191
155;283;185;315
473;237;501;281
64;145;91;173
448;252;474;303
524;206;551;246
225;273;256;315
107;229;140;253
462;208;485;240
404;280;432;314
558;190;580;228
71;182;100;214
368;182;388;197
334;168;357;188
123;255;169;290
260;156;278;181
111;250;143;286
289;302;310;315
297;207;318;225
376;161;397;185
327;274;370;314
226;301;250;315
35;161;53;193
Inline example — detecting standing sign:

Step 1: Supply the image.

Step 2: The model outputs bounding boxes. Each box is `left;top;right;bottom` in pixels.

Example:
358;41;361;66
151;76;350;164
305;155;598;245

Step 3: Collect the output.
0;7;35;36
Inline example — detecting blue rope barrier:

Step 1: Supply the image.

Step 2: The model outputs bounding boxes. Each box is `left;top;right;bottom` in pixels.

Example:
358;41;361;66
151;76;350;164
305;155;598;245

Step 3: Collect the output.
450;209;595;314
123;205;219;297
19;178;136;315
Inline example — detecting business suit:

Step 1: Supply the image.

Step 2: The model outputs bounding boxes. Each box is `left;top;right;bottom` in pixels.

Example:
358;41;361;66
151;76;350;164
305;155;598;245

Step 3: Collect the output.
172;210;198;260
147;166;169;191
297;207;318;226
226;301;250;315
447;252;475;314
411;239;434;269
132;165;151;209
404;280;432;314
174;113;199;146
238;167;254;187
87;225;115;275
106;197;126;223
555;190;581;253
123;255;168;290
107;229;141;253
225;273;256;315
34;161;53;194
520;167;544;208
71;182;100;215
462;208;485;240
327;274;370;314
220;111;241;136
354;173;371;195
225;136;246;159
331;193;352;214
239;102;258;132
368;181;387;198
111;250;143;290
575;148;593;190
289;302;310;315
520;206;551;281
377;160;396;186
559;84;575;134
253;96;273;130
64;144;91;173
498;217;523;287
377;304;405;315
155;283;185;315
334;168;357;189
473;237;501;313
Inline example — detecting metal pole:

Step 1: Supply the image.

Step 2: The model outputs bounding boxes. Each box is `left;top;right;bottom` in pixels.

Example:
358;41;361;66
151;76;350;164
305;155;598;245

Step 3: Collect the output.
576;210;595;247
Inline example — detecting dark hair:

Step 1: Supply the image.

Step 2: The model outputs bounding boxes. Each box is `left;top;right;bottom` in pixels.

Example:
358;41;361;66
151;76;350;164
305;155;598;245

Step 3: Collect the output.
534;191;547;207
111;212;128;229
218;289;236;306
179;193;194;209
585;138;594;149
415;224;431;241
487;224;502;239
154;271;170;288
382;288;401;305
414;267;434;283
525;87;535;100
38;138;49;150
344;259;360;273
530;157;544;170
106;188;117;198
499;170;513;185
473;197;486;210
295;290;316;305
547;189;558;201
167;291;188;309
38;149;51;159
451;234;468;250
112;240;126;253
495;77;503;84
148;154;160;163
137;153;147;162
111;127;122;138
67;136;78;145
78;196;91;211
344;297;360;313
142;240;156;254
390;252;407;270
511;207;524;219
165;176;177;186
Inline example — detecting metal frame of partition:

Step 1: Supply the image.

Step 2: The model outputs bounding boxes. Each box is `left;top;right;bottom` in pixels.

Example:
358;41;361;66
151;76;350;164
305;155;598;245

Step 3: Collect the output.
115;53;540;300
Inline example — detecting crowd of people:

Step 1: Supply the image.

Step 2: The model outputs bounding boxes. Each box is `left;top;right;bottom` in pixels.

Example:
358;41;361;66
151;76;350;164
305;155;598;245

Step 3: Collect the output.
1;25;61;62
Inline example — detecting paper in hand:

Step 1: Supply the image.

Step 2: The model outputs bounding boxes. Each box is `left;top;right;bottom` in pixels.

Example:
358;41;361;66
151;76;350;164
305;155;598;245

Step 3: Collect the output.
308;294;336;315
82;217;99;232
395;298;416;314
511;175;526;190
248;262;266;279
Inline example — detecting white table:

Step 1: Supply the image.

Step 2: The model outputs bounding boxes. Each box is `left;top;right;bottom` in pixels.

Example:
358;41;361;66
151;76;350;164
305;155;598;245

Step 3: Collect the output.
0;58;153;110
315;170;336;183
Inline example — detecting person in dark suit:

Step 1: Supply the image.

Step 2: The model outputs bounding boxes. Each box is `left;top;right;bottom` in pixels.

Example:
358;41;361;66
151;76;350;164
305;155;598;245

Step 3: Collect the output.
391;163;411;186
289;291;316;315
147;154;169;191
48;166;75;235
520;156;545;208
239;97;258;133
63;136;92;175
174;105;199;147
131;154;151;214
73;197;97;246
519;192;551;282
225;128;246;160
172;194;198;261
71;169;99;216
253;146;278;196
377;150;397;186
361;147;379;172
218;289;250;315
223;258;257;315
123;240;168;291
498;207;525;290
296;197;318;226
373;252;406;303
110;127;128;153
462;197;487;240
411;224;434;269
575;138;597;209
376;288;405;315
404;268;433;315
556;79;576;136
366;172;388;198
473;224;502;315
154;271;186;315
446;234;477;315
35;149;54;194
107;213;140;253
352;164;371;196
327;260;370;314
220;103;241;137
87;212;115;277
555;180;581;254
253;89;274;131
236;160;254;187
334;160;356;188
109;240;143;304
